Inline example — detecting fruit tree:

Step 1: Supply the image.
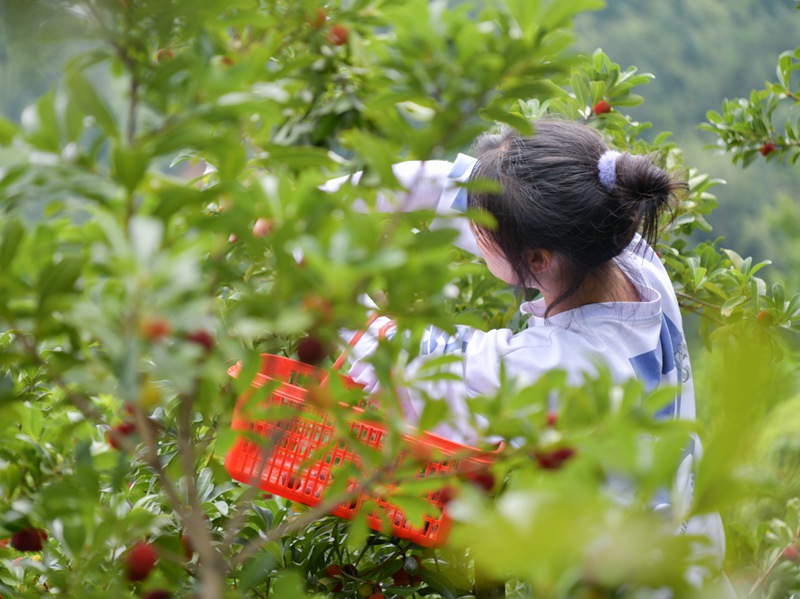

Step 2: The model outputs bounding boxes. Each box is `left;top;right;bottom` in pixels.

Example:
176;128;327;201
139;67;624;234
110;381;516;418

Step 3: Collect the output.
1;1;800;598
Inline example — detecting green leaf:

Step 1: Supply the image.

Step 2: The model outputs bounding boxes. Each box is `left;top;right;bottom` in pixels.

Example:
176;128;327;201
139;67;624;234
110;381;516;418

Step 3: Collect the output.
419;568;458;599
65;71;119;139
386;494;433;530
111;142;150;193
720;295;747;318
258;145;337;170
346;510;370;552
0;116;18;145
0;219;25;270
570;72;590;110
37;256;84;301
418;398;449;431
239;550;279;590
55;515;88;559
270;570;307;599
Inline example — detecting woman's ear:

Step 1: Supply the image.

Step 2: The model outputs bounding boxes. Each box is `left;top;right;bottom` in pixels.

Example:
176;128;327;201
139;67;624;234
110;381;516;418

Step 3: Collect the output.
528;249;553;274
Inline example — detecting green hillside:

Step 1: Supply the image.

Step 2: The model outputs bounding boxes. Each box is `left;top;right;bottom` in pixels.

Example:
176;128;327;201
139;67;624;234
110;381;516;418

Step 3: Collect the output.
575;1;800;284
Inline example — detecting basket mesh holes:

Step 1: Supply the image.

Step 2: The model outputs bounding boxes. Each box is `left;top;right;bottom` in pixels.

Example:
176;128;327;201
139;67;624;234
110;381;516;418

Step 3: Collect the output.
422;520;438;536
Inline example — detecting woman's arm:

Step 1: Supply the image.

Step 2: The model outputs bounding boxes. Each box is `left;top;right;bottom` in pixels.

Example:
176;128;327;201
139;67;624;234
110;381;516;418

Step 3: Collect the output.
320;160;454;212
322;155;482;256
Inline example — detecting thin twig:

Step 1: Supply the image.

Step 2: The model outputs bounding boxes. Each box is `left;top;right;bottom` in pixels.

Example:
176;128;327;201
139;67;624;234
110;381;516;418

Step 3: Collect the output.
177;385;227;599
675;291;722;311
748;548;786;596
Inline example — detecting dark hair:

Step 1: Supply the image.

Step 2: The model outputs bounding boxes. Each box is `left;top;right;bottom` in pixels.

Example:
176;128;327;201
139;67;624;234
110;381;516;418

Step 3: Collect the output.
468;118;684;315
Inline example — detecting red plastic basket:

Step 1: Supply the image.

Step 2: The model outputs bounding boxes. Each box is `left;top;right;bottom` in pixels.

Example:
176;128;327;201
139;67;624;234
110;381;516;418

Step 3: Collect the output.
224;353;499;547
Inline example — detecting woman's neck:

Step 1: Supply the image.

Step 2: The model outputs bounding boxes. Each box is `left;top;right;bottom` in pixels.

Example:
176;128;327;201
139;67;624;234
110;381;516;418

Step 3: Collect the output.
543;262;640;316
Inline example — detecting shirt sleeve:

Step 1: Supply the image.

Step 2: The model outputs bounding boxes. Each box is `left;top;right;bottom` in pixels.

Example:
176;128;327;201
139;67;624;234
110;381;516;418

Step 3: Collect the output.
321;155;483;256
319;160;454;213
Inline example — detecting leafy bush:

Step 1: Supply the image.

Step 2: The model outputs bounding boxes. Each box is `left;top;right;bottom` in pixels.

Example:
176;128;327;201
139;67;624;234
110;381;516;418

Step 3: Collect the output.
1;1;800;598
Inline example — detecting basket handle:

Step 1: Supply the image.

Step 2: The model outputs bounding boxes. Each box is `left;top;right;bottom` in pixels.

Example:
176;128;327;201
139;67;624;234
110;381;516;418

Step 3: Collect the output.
329;312;381;373
323;313;409;418
322;312;380;385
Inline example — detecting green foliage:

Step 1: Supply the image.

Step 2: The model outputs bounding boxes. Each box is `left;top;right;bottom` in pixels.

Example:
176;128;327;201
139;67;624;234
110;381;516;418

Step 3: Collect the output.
701;48;800;167
1;1;800;599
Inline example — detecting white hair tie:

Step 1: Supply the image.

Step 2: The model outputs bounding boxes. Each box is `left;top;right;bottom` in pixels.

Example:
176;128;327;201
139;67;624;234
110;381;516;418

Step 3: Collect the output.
597;150;621;190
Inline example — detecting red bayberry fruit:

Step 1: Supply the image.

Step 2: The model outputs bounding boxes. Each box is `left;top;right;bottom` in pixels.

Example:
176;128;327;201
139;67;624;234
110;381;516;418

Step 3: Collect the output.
142;591;171;599
10;528;47;552
784;545;800;562
342;563;358;577
125;541;157;582
324;564;343;578
392;569;411;586
186;330;214;352
107;421;136;450
331;583;343;593
593;100;611;115
252;218;272;238
464;470;495;493
181;533;194;559
155;48;174;62
759;143;776;156
437;485;458;505
140;318;170;341
535;447;577;470
368;594;386;599
309;7;327;28
297;336;328;365
327;24;349;46
756;310;774;327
